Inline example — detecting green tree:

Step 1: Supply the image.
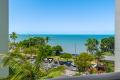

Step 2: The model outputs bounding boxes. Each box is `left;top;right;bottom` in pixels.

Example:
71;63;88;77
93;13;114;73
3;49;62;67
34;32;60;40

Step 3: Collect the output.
2;36;53;80
100;37;114;54
19;37;47;48
85;38;99;54
52;45;63;56
60;53;72;61
10;32;18;44
104;61;114;73
2;50;47;80
23;46;38;57
44;45;53;56
74;52;94;73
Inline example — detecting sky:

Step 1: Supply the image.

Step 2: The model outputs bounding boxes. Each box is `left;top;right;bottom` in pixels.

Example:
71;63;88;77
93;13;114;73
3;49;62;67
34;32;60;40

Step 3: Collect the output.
9;0;115;34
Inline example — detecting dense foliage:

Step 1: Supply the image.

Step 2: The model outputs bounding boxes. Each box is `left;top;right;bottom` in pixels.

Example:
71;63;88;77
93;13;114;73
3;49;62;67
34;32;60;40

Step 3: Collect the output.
74;52;94;72
85;38;99;54
19;37;47;48
52;45;63;56
60;53;72;61
100;37;114;54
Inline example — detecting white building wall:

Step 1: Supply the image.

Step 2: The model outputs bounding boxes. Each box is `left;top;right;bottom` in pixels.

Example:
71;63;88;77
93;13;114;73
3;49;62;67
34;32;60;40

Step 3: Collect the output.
115;0;120;72
0;0;9;78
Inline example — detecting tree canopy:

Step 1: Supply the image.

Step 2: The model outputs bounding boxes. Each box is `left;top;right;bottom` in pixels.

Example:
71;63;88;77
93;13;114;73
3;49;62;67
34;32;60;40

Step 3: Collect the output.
10;32;18;43
60;53;72;61
100;37;114;54
19;37;47;48
74;52;94;72
85;38;99;54
52;45;63;56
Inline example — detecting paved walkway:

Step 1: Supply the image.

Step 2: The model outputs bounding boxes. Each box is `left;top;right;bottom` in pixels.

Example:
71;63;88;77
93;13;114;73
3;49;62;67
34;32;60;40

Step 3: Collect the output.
64;69;76;76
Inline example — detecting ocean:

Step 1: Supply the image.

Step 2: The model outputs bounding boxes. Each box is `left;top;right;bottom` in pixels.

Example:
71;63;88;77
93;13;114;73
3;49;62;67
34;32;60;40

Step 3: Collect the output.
15;34;114;54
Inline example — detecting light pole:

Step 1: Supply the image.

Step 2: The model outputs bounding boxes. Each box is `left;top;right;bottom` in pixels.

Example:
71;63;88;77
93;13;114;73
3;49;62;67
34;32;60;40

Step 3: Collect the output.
74;42;77;54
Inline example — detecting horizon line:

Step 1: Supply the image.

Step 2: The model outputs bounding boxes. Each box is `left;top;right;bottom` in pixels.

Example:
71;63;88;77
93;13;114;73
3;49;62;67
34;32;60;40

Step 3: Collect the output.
9;33;115;35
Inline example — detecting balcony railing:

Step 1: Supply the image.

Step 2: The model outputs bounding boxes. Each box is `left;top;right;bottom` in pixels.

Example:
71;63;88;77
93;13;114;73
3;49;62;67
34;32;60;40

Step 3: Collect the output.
49;72;120;80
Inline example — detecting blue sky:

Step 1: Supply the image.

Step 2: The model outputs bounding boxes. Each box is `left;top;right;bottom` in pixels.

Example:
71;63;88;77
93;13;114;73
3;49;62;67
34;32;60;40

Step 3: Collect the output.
9;0;115;34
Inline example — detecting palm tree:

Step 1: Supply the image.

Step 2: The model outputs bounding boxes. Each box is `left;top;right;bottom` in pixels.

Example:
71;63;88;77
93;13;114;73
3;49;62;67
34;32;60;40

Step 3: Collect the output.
19;37;47;48
2;51;47;80
10;32;18;44
85;38;99;54
100;37;114;54
2;36;56;79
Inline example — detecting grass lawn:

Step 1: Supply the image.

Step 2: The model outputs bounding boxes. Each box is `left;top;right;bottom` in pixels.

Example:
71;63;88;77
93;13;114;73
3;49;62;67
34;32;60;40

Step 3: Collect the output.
43;66;66;79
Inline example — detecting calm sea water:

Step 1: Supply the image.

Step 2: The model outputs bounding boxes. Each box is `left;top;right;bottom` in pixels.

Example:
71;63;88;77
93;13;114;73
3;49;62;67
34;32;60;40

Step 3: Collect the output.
15;34;114;54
